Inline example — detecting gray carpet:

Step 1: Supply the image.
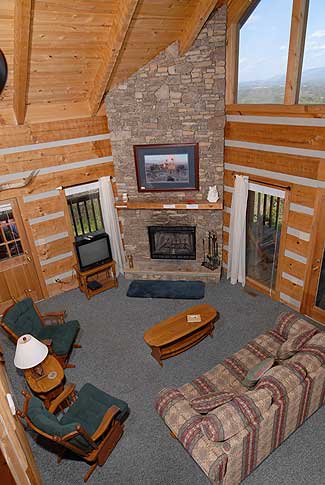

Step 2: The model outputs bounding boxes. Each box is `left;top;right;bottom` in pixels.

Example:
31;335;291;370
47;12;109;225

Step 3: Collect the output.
0;278;324;485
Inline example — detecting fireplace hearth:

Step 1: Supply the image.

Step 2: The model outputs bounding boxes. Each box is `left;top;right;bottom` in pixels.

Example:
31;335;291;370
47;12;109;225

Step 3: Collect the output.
148;226;196;260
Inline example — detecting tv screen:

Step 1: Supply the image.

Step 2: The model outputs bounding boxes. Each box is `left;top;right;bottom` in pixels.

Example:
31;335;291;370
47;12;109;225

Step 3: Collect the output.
76;233;112;271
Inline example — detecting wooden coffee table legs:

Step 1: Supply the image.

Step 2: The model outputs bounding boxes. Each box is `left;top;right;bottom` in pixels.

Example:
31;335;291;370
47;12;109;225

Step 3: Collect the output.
149;321;215;366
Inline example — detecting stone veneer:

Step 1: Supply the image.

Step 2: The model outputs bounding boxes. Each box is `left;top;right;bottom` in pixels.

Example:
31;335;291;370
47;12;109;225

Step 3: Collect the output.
106;7;226;282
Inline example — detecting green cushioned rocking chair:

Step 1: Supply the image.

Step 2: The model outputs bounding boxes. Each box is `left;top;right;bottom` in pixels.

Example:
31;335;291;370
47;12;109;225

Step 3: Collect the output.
18;383;129;482
0;298;80;368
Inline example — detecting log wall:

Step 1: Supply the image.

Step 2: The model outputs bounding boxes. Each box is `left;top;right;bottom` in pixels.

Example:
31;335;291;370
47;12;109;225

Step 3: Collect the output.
223;107;325;311
0;115;113;299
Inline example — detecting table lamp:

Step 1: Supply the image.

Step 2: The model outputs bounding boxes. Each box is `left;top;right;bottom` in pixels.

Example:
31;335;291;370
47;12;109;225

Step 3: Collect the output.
14;334;48;378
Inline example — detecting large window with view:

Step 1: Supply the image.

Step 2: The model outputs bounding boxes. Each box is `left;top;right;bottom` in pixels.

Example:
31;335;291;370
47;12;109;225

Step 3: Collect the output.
236;0;325;105
299;0;325;104
238;0;293;104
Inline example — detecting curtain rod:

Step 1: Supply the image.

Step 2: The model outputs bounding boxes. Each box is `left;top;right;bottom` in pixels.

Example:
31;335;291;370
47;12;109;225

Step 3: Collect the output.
249;178;291;191
231;173;291;191
56;177;115;191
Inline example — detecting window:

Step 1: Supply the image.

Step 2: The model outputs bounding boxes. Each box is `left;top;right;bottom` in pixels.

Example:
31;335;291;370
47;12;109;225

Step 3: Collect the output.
231;0;325;105
65;182;104;237
0;204;23;261
238;0;293;104
299;0;325;104
246;183;285;291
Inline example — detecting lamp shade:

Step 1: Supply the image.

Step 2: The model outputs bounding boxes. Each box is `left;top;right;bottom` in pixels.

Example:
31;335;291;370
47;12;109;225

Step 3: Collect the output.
14;334;48;369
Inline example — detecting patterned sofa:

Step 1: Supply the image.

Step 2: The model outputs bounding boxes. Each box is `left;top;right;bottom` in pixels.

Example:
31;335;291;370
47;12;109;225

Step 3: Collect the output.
155;313;325;484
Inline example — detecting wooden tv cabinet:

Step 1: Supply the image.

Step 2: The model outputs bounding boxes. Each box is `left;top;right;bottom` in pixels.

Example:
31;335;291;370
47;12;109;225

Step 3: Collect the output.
74;261;118;299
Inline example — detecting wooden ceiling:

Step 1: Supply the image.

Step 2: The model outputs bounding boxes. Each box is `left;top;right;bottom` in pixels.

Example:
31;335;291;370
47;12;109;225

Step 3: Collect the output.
0;0;225;126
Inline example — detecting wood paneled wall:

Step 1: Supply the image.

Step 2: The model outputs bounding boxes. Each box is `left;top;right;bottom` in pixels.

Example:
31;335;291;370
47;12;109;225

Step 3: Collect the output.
0;115;114;299
223;107;325;311
0;346;41;484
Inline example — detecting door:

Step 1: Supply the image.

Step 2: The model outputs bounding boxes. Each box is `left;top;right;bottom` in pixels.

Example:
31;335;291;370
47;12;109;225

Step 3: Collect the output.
246;182;287;297
302;191;325;324
0;199;43;313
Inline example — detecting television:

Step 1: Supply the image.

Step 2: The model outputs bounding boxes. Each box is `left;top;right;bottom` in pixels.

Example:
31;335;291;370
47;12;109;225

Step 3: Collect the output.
75;232;112;271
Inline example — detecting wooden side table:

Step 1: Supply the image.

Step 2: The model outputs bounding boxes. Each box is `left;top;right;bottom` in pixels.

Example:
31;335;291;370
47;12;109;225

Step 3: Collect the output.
24;355;65;409
74;260;118;299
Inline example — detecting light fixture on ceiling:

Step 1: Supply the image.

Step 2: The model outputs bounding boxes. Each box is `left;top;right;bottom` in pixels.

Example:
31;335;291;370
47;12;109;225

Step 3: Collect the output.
0;49;8;95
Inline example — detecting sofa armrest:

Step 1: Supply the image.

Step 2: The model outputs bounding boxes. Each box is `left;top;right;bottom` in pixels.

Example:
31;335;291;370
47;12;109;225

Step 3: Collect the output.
156;388;229;483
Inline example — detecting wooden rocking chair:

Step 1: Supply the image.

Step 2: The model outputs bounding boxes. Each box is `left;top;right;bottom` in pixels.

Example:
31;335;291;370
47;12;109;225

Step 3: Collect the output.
0;298;80;368
18;383;129;482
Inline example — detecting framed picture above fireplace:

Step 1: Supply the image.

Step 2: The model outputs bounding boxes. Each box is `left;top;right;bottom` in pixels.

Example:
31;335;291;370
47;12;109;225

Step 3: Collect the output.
134;143;199;192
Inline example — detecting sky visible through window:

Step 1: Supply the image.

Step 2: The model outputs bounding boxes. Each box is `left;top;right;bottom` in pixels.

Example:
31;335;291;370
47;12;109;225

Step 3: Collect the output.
237;0;325;104
300;0;325;103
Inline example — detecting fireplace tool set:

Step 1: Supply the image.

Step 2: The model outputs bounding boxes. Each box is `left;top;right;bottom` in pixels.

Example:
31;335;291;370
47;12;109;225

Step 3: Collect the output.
202;231;220;270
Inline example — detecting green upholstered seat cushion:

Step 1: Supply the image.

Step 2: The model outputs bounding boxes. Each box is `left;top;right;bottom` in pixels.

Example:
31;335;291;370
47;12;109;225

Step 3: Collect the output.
27;396;91;451
60;383;129;436
38;320;79;355
27;396;77;438
3;298;43;337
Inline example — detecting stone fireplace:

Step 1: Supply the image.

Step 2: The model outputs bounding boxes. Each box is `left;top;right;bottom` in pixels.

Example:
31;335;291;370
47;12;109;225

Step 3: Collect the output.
148;226;196;260
105;7;226;282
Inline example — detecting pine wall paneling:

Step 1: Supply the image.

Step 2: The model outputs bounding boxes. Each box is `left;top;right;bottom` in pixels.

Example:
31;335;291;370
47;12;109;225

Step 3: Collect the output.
0;115;114;299
223;111;325;311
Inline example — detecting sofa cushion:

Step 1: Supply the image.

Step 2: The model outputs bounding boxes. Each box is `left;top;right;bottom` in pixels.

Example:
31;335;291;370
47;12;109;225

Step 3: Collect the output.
241;358;275;388
291;332;325;372
255;363;307;401
201;389;272;442
190;391;236;414
274;312;317;339
277;328;319;360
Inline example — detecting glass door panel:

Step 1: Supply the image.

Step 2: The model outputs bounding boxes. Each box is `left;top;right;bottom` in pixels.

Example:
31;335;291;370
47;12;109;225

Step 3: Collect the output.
302;191;325;324
246;184;285;292
315;246;325;310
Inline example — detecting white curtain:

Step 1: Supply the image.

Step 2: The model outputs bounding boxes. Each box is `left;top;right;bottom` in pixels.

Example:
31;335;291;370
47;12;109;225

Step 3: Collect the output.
99;177;125;276
227;175;249;286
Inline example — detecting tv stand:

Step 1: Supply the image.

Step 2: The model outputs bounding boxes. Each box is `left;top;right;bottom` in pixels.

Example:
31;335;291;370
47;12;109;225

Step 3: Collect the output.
74;261;118;299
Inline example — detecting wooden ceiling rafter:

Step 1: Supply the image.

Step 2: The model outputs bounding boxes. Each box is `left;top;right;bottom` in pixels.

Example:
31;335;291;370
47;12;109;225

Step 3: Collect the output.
13;0;33;125
179;0;225;55
88;0;140;115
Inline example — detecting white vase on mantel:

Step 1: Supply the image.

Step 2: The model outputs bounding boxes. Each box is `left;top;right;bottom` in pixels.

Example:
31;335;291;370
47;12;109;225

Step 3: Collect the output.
207;185;219;203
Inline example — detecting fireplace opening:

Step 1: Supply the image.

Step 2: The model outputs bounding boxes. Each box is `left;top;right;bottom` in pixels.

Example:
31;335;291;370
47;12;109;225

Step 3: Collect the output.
148;226;196;260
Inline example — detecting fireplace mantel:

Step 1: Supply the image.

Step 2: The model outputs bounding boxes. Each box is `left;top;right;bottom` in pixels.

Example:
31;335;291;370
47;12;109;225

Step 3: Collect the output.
115;199;223;210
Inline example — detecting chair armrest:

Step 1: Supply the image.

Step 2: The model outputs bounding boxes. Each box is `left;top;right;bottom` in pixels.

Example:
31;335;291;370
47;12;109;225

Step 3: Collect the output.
91;405;121;442
41;338;53;348
48;383;76;413
41;311;66;325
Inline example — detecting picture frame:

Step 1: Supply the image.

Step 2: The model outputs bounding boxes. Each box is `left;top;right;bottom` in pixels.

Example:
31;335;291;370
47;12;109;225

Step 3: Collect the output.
133;143;199;192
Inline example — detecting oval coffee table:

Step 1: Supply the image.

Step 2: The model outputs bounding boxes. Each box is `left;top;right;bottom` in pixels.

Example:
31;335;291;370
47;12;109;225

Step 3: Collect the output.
144;303;218;366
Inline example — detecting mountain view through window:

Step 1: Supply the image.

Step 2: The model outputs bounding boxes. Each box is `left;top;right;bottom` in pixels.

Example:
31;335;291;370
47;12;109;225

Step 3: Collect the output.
238;0;325;104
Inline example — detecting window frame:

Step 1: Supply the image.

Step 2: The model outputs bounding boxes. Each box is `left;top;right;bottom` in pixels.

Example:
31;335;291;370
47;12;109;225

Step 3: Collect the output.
226;0;324;109
64;182;104;238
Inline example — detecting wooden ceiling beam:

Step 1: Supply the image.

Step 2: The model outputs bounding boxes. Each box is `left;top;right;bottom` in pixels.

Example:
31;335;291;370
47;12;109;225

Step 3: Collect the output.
284;0;309;104
227;0;258;25
88;0;139;115
13;0;33;125
179;0;225;55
